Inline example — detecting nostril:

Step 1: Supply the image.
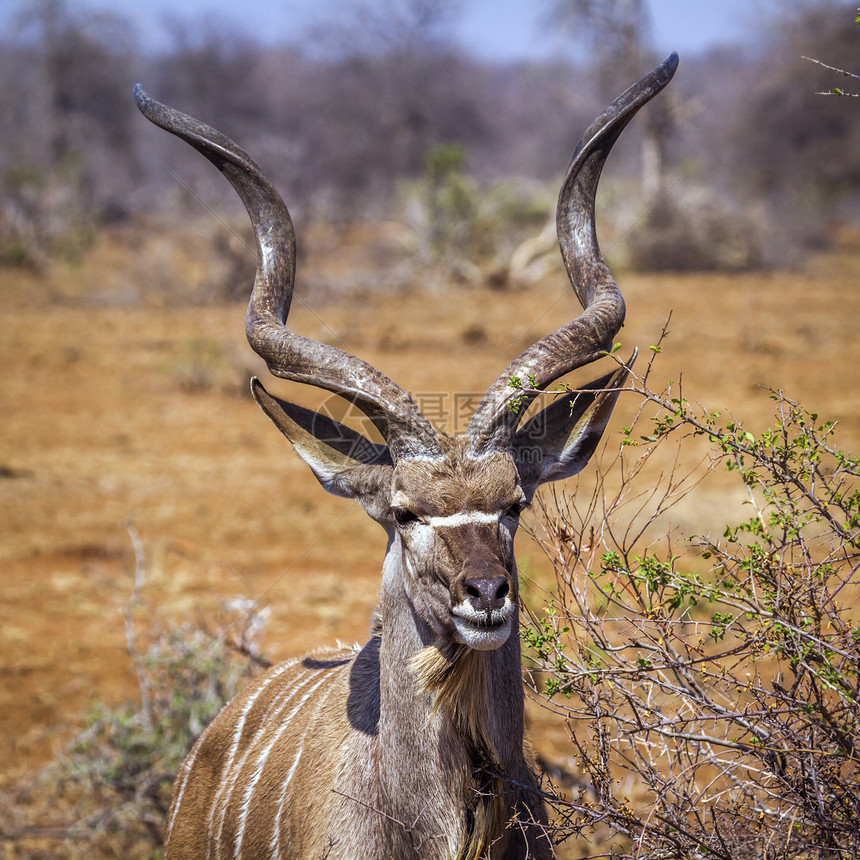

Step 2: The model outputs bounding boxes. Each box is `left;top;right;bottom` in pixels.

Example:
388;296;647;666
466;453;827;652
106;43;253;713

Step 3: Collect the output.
462;574;509;611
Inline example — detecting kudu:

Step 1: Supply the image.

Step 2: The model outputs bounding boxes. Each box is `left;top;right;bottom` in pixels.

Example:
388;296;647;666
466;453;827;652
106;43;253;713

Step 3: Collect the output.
135;52;677;860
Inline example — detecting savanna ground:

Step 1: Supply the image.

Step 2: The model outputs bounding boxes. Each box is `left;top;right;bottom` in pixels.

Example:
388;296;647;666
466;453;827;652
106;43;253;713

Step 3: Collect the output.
2;218;860;856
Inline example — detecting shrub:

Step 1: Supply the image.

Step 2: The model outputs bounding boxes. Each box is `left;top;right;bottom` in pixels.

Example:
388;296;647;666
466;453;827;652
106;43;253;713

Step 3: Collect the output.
522;337;860;858
625;191;764;272
0;529;268;859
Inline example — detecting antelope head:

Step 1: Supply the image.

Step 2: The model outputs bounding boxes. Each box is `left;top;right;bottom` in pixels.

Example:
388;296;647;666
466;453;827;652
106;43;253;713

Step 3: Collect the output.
134;53;678;664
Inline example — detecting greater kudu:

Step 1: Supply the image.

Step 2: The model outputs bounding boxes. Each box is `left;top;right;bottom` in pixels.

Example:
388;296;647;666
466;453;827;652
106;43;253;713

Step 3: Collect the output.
135;52;677;860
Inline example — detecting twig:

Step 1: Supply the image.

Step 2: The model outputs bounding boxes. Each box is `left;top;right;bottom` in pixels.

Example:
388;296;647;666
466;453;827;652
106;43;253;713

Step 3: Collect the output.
125;520;152;728
803;56;860;96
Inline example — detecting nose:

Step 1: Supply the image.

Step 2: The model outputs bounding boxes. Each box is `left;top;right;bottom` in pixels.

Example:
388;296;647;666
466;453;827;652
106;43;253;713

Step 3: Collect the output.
463;575;509;612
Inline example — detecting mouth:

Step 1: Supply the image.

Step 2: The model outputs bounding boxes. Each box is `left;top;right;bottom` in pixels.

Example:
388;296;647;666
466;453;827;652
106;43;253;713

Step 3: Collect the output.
460;615;507;630
452;606;515;650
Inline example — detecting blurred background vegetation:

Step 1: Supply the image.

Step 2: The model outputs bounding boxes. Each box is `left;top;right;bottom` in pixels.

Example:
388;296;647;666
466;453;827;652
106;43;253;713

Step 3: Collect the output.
2;0;860;294
3;1;860;856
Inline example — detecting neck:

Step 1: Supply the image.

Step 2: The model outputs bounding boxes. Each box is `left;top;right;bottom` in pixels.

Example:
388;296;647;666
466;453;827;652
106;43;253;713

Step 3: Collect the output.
376;558;526;859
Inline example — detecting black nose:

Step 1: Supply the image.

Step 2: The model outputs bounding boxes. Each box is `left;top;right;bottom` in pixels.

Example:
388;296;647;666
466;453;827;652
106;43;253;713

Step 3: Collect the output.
463;575;509;612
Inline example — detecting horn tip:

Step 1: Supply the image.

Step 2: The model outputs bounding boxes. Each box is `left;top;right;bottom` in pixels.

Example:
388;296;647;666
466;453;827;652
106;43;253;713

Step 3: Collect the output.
132;83;160;121
644;53;680;94
250;376;271;406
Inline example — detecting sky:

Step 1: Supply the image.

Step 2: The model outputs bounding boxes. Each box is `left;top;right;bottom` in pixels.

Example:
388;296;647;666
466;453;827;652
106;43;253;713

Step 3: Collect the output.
29;0;760;60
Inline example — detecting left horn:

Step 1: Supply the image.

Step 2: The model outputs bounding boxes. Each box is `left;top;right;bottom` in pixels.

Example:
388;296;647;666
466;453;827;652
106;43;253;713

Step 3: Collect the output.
467;53;678;453
133;85;441;461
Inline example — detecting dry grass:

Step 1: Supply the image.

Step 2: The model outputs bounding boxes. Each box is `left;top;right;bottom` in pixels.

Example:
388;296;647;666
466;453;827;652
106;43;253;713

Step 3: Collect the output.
1;222;860;855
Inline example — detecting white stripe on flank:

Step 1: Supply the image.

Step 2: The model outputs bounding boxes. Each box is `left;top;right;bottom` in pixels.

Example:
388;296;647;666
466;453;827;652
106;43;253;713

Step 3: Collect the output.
426;511;500;528
224;659;300;774
234;674;331;858
164;716;216;851
269;743;306;859
269;677;343;859
211;663;314;859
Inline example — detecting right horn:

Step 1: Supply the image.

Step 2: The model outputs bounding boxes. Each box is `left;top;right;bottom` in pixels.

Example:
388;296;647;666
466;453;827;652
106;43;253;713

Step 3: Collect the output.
467;53;679;454
133;86;441;461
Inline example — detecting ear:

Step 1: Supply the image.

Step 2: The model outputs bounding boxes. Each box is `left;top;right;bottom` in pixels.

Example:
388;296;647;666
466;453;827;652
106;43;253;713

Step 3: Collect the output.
251;377;393;500
511;354;634;491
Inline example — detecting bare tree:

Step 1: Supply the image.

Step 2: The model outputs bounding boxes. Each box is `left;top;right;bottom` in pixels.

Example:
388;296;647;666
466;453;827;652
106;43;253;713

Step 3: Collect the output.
732;3;860;210
314;0;464;55
545;0;672;198
0;0;136;265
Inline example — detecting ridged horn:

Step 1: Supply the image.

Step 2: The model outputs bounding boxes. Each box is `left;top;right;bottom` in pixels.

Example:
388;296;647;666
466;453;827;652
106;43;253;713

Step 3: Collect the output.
467;53;678;453
133;85;441;460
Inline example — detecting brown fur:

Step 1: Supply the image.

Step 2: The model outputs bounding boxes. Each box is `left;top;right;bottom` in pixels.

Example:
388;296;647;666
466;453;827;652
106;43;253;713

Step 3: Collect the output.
410;641;508;860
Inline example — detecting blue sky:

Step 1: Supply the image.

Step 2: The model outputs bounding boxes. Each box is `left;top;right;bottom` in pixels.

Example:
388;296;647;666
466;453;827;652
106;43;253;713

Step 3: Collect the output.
26;0;759;59
456;0;756;60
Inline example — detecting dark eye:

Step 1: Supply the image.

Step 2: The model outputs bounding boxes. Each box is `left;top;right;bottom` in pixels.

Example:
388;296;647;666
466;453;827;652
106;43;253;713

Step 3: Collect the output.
392;507;419;526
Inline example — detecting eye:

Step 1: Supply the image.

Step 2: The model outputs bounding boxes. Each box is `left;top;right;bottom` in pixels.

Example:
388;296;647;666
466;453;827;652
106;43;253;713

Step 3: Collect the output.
392;506;419;526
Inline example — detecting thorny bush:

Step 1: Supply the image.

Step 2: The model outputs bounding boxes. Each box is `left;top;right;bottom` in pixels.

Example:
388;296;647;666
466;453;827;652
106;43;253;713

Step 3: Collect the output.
521;332;860;858
0;530;269;860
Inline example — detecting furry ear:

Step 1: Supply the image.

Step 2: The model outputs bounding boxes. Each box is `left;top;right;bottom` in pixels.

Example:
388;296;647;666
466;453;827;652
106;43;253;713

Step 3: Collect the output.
251;378;392;499
512;355;634;491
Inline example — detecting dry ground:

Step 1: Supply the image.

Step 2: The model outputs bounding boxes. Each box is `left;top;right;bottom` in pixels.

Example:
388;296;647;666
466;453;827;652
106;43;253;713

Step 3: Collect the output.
2;222;859;851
